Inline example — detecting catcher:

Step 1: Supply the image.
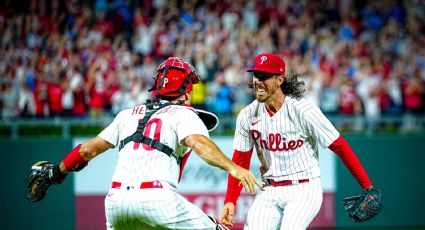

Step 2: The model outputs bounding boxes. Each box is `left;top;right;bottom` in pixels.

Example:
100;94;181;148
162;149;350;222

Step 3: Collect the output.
27;56;262;230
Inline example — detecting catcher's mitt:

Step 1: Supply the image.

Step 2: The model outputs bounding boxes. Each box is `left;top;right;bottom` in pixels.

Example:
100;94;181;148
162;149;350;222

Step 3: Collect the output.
26;161;67;202
342;187;383;223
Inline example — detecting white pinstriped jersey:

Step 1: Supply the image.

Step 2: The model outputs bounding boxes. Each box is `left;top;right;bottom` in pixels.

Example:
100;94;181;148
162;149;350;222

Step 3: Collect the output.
99;103;209;189
233;96;340;181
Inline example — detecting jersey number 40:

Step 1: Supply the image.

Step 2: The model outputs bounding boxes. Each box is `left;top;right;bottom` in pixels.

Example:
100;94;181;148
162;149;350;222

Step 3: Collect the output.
133;118;162;151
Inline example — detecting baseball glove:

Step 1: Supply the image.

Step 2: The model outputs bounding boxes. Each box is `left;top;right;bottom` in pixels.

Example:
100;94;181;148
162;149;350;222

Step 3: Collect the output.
342;187;383;223
26;161;67;202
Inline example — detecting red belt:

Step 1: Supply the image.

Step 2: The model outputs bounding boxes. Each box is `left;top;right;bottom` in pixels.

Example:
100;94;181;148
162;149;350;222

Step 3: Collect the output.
111;181;163;190
268;179;309;187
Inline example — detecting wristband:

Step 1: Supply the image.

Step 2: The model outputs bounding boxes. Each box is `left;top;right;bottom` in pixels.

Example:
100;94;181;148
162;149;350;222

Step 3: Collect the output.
63;144;88;172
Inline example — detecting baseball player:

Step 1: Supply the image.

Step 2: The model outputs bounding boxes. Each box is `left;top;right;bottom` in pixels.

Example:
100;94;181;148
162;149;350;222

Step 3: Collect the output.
36;57;262;229
219;53;376;229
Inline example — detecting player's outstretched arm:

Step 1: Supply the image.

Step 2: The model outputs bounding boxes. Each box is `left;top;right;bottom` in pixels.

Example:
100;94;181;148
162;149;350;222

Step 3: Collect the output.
59;136;114;174
183;134;262;193
27;136;114;202
328;135;372;188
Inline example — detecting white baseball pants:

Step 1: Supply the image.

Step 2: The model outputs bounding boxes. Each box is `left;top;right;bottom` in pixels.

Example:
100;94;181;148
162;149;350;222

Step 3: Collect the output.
105;186;217;230
244;178;323;230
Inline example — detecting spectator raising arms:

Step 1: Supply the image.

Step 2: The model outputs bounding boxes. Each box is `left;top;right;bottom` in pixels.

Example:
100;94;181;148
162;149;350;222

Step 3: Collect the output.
0;0;424;122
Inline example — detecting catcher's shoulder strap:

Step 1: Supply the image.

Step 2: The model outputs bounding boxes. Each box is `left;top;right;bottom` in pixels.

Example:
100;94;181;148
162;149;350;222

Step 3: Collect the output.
118;100;181;162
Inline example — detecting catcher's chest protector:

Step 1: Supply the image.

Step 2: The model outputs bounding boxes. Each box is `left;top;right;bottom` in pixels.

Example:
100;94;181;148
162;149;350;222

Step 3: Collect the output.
119;101;182;163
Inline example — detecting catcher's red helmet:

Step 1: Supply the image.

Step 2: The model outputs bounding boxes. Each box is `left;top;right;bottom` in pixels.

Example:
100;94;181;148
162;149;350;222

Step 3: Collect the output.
150;57;201;98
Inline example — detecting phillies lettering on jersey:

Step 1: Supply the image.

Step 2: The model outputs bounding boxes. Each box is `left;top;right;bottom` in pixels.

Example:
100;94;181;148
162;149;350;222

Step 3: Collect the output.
233;96;340;181
249;130;304;151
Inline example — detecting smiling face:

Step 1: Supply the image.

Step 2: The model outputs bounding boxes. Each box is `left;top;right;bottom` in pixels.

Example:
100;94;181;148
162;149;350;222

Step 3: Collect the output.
252;71;285;103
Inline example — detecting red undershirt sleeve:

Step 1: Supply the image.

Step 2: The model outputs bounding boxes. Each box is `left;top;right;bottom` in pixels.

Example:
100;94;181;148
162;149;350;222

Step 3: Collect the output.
328;135;373;189
224;149;253;205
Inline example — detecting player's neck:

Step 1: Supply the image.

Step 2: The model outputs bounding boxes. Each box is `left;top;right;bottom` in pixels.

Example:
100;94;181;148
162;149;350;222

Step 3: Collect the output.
170;94;190;105
265;94;285;114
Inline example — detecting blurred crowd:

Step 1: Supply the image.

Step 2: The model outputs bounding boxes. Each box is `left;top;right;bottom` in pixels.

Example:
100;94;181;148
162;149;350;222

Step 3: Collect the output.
1;0;425;122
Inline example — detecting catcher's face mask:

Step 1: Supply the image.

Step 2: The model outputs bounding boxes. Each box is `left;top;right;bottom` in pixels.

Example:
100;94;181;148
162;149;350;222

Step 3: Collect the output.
149;57;201;98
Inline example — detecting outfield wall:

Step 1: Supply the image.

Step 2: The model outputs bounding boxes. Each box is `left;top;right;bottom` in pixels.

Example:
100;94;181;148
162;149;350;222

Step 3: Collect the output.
0;139;74;230
336;136;425;228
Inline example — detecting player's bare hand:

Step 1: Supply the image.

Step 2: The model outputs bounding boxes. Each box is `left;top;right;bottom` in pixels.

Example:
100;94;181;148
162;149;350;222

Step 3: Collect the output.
229;165;262;193
219;202;235;226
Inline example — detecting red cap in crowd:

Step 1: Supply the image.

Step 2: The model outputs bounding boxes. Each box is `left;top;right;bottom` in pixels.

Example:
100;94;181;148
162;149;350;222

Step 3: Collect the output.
247;53;286;75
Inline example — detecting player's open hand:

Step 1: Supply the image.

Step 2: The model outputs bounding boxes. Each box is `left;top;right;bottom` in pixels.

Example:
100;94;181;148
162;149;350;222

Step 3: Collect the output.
219;202;235;226
229;166;262;193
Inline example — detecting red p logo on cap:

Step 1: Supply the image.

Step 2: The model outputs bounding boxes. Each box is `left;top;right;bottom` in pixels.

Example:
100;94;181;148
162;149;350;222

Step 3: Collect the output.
247;53;286;75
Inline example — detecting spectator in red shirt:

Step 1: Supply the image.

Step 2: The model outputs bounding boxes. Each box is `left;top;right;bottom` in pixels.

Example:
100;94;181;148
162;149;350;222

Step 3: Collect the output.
72;84;87;117
402;75;424;114
33;75;49;117
339;77;362;115
87;64;105;120
47;75;64;117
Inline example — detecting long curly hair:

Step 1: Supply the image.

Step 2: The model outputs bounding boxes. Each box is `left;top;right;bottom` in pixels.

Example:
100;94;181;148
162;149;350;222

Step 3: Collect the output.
248;73;305;99
281;73;305;99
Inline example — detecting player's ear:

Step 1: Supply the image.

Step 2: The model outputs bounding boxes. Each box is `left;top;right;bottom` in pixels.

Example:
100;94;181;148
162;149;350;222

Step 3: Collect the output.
184;92;191;103
277;74;285;86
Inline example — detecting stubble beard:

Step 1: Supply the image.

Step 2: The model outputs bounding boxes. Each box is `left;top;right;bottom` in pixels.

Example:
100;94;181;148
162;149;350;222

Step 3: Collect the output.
255;93;267;103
